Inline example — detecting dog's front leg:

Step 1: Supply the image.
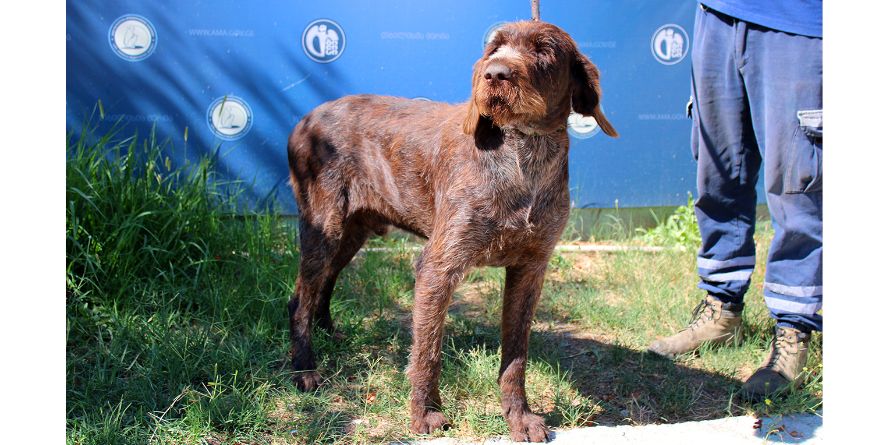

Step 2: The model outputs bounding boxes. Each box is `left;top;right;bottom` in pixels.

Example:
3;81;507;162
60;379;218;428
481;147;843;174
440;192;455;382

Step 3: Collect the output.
499;262;551;443
407;246;465;435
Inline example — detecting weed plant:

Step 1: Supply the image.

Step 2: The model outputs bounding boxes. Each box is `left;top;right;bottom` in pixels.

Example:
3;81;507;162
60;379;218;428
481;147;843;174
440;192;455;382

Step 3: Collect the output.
635;193;702;250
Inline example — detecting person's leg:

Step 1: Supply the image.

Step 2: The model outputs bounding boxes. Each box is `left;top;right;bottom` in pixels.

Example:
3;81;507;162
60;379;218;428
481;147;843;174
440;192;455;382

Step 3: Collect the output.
692;5;762;308
743;24;823;333
649;5;760;357
740;19;822;400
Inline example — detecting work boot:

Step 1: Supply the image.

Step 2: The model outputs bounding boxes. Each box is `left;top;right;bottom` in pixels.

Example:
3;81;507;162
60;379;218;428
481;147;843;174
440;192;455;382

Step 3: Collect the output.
648;295;743;358
740;326;810;402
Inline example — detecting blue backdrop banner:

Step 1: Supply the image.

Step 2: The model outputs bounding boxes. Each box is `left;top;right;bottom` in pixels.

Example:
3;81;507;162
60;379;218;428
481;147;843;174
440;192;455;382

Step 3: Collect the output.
67;0;728;214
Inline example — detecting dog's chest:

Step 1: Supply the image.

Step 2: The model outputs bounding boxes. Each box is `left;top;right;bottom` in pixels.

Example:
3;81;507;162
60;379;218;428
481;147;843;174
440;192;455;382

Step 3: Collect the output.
485;131;567;210
473;133;570;259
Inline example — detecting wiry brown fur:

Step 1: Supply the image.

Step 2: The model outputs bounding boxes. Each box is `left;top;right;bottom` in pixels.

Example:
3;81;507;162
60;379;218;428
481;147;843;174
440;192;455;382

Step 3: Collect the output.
286;21;617;442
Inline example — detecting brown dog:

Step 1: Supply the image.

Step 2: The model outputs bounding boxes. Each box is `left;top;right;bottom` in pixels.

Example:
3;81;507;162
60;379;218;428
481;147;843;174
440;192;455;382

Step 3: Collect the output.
286;20;617;442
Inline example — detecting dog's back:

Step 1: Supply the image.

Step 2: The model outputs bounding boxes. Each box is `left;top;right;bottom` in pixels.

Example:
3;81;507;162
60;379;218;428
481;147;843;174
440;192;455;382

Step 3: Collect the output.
288;94;469;238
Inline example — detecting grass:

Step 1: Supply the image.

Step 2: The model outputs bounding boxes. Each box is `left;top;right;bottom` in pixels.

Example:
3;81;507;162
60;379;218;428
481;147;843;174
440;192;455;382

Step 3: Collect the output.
66;127;822;444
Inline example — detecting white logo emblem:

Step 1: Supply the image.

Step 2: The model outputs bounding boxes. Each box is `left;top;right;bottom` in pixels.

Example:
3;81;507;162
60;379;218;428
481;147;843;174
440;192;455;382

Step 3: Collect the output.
483;22;508;48
651;24;688;65
302;19;345;63
567;112;600;139
207;96;253;140
109;15;157;61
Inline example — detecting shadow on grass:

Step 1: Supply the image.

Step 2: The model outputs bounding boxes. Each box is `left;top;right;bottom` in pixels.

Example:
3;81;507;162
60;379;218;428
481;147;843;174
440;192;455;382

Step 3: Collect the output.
444;299;744;427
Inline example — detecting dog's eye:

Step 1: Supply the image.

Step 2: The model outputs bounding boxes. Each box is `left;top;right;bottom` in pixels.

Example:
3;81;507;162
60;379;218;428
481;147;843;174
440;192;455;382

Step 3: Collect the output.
534;46;555;65
533;34;558;59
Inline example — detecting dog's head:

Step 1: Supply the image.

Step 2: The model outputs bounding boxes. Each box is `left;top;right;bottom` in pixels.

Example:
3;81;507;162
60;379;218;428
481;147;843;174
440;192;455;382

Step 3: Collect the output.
463;21;618;138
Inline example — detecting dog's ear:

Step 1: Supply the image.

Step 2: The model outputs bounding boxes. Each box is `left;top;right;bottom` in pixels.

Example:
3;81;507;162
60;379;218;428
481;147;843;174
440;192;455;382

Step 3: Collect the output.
463;59;484;136
571;51;618;137
463;58;503;149
463;99;481;136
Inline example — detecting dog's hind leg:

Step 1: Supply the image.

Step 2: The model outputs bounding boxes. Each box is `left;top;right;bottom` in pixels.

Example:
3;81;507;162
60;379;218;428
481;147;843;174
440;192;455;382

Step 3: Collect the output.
499;261;551;443
313;218;376;336
289;219;343;391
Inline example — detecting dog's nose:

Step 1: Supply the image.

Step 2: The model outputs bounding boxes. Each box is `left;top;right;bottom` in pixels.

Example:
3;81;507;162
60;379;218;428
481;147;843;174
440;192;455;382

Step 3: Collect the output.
484;63;512;81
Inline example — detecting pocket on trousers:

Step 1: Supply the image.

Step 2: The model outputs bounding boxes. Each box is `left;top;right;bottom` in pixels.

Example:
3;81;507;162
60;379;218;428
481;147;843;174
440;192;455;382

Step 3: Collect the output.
785;110;823;194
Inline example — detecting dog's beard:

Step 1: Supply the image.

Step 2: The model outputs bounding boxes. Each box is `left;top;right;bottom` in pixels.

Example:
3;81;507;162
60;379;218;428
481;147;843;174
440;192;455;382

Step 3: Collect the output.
485;94;517;123
476;81;546;128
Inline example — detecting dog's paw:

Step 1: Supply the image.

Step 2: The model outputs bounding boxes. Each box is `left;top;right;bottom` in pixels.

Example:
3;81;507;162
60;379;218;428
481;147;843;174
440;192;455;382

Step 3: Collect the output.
293;370;323;391
410;410;451;435
507;411;550;443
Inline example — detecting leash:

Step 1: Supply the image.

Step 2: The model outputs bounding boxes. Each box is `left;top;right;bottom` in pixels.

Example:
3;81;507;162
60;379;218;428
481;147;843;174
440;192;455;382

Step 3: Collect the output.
531;0;540;21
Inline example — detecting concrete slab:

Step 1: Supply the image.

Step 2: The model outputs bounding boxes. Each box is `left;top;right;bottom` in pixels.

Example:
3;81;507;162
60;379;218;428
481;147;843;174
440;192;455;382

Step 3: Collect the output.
412;412;823;445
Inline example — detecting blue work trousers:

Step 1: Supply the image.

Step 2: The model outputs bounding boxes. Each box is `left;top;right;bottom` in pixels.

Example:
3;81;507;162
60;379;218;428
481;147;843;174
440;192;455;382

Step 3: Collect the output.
690;5;822;332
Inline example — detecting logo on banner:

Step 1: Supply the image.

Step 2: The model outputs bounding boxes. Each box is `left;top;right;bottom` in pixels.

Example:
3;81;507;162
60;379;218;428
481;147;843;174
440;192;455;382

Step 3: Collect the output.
302;19;345;63
567;111;601;139
109;14;157;61
207;96;253;140
651;24;688;65
483;22;508;47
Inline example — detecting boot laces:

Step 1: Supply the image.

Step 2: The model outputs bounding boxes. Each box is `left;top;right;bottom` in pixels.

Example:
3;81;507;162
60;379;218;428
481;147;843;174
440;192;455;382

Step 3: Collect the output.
764;328;795;371
683;298;716;331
